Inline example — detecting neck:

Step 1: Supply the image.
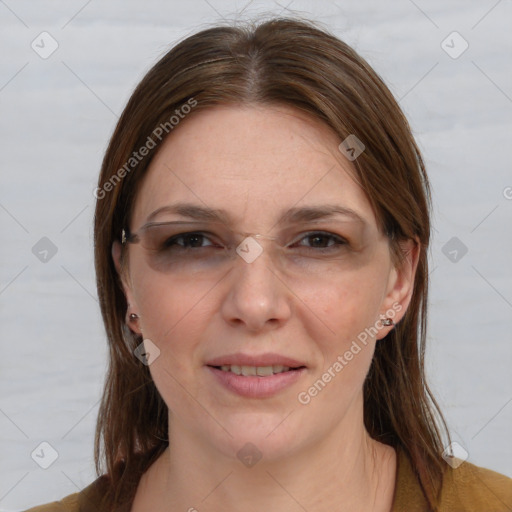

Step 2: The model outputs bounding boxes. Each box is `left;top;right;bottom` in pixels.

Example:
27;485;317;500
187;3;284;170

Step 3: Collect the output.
134;403;397;512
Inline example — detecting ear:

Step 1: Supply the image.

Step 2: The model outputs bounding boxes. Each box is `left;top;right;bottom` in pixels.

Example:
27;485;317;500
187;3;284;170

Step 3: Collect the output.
376;238;420;340
112;239;129;287
112;240;142;335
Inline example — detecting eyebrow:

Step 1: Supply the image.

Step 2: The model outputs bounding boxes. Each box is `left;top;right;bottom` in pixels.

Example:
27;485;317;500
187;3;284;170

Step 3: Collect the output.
144;202;368;226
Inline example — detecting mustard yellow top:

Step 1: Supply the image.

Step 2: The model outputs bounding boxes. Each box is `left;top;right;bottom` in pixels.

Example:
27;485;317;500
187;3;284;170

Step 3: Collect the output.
24;448;512;512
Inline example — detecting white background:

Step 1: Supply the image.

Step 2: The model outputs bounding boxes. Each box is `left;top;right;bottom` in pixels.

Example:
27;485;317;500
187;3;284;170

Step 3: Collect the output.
0;0;511;510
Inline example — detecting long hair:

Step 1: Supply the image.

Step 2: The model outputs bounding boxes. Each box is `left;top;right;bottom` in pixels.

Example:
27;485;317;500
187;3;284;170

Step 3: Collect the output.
93;17;450;510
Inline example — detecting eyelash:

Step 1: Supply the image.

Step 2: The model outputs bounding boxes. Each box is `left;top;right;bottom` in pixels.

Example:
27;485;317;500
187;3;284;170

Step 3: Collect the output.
162;231;348;251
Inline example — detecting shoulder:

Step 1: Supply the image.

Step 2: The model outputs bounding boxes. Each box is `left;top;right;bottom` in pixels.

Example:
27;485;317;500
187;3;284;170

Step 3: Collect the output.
437;459;512;511
23;492;80;512
23;452;154;512
23;474;109;512
393;448;512;512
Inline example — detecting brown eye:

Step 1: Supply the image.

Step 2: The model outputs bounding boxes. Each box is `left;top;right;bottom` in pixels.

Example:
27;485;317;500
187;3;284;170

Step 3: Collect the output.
165;232;215;249
295;232;347;250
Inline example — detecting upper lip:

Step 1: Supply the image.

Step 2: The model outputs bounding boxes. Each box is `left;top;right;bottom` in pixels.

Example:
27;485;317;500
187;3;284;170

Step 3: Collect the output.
205;353;307;368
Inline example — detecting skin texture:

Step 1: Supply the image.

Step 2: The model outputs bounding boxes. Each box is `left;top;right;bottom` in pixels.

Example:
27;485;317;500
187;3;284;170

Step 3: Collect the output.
113;104;419;511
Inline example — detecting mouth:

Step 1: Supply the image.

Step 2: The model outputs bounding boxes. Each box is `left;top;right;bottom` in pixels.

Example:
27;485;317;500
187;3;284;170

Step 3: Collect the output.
208;364;306;376
204;354;308;398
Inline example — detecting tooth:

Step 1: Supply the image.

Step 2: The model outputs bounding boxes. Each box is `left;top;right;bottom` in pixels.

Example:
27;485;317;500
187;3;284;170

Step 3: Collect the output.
256;366;274;376
221;364;293;376
231;365;242;375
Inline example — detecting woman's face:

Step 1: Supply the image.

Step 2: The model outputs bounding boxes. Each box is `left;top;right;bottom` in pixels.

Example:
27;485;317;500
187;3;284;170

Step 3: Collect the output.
115;104;417;463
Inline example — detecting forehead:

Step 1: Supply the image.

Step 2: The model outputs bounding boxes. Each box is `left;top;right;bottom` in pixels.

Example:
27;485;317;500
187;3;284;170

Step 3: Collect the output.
131;104;378;230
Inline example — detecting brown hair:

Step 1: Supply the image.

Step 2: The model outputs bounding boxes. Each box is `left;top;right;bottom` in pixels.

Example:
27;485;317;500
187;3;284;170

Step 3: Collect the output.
94;17;450;510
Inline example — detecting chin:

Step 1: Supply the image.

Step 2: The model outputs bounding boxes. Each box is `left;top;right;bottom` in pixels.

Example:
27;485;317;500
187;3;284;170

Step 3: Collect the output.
202;411;308;465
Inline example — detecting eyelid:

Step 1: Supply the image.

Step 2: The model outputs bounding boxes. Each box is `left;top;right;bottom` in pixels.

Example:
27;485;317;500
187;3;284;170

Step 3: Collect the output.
290;230;349;246
168;229;349;248
139;222;351;243
140;220;354;230
137;222;225;241
139;220;223;231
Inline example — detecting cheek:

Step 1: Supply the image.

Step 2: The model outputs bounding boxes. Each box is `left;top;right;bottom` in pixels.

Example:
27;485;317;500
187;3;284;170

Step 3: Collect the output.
300;265;388;344
129;268;210;397
131;262;210;341
131;270;211;409
297;278;384;414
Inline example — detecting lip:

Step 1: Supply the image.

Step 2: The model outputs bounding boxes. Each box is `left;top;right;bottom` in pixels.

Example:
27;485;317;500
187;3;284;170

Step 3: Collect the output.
205;352;307;368
206;365;307;398
205;352;308;399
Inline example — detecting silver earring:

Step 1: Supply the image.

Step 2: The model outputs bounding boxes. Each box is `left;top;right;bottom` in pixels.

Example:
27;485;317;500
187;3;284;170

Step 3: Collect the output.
381;318;394;326
129;313;139;321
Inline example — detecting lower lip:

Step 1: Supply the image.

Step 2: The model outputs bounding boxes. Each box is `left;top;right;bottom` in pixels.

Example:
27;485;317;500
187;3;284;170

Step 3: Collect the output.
206;366;307;398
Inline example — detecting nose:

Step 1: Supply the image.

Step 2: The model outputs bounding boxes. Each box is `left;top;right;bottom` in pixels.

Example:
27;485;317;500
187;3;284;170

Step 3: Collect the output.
220;244;292;333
